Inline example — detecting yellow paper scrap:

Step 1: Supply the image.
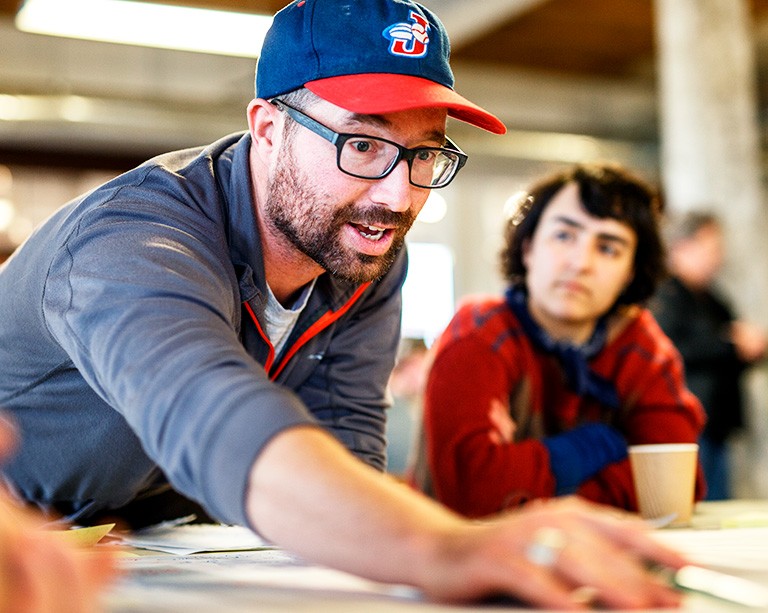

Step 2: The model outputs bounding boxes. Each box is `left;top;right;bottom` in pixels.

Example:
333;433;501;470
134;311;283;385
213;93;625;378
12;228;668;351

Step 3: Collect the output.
51;523;116;547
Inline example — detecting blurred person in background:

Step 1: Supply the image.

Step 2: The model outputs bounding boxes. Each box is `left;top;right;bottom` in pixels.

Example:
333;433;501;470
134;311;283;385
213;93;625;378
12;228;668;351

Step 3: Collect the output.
651;211;767;500
412;162;706;517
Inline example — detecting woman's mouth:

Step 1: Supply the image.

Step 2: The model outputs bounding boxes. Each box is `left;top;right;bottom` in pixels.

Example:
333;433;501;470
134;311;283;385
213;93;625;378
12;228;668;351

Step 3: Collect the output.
559;280;589;294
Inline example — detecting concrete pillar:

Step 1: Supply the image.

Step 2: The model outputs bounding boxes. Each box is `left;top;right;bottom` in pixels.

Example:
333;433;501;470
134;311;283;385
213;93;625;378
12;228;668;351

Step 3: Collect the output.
655;0;768;498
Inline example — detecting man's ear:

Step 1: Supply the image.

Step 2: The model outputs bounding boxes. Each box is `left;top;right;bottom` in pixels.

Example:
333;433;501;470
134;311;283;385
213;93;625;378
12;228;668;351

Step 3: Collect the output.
247;98;280;162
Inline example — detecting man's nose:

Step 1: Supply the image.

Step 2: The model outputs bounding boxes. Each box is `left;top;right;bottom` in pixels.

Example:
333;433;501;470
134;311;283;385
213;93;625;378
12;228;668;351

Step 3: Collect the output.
368;159;415;213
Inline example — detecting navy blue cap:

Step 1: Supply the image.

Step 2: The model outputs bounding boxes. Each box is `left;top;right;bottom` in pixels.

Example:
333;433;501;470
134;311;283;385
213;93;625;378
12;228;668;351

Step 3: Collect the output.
255;0;506;134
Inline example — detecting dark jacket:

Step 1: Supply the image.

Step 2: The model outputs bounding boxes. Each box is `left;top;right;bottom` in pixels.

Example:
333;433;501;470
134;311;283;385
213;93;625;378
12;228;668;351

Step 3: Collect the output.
651;277;744;444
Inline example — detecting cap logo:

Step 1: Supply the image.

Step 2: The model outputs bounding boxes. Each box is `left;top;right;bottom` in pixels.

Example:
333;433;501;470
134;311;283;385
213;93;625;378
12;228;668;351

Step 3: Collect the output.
382;11;430;58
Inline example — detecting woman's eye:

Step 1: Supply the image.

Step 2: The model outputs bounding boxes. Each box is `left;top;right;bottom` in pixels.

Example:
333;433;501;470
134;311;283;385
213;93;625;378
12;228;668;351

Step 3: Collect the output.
599;243;620;256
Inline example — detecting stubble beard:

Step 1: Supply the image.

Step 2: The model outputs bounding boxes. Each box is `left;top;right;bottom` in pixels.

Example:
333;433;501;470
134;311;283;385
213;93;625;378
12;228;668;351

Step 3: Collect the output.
263;149;415;285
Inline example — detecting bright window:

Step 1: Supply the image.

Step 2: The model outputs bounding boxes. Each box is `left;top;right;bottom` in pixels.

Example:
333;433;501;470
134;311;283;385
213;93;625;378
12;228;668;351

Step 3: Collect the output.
401;242;454;345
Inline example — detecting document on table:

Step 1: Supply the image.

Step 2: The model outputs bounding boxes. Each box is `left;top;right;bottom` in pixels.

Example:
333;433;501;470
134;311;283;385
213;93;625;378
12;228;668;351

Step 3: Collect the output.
110;548;423;612
111;522;768;612
654;526;768;573
651;527;768;608
118;522;275;555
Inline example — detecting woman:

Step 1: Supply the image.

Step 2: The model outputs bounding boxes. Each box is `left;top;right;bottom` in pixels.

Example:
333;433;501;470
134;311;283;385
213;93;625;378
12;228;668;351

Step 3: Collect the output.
412;162;706;517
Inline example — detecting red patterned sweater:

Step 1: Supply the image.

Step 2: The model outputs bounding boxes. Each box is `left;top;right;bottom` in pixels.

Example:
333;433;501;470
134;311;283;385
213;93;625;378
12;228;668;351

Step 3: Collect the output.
412;296;706;518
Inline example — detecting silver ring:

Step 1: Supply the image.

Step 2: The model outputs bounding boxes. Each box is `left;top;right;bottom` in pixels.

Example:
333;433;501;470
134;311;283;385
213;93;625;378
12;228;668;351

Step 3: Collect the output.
525;527;567;567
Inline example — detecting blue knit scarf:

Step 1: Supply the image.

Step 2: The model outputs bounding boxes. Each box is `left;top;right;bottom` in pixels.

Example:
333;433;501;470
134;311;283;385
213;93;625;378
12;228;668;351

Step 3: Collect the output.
504;284;620;410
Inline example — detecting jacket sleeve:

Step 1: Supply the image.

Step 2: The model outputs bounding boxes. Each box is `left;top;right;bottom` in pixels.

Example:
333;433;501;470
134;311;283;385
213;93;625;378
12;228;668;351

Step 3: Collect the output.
294;249;407;471
42;197;317;528
577;460;638;508
421;336;555;518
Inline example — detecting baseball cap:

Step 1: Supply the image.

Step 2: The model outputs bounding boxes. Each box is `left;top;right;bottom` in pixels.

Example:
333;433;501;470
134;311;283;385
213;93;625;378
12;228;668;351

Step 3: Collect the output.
255;0;506;135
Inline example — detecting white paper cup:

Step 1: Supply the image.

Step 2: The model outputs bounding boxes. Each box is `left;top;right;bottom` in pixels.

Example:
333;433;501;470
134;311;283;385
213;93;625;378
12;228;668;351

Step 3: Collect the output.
628;443;698;527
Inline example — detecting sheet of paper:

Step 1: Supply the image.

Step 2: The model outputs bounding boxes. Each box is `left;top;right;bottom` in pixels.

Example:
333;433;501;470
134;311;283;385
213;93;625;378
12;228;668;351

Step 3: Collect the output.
654;526;768;572
118;523;274;555
117;549;421;600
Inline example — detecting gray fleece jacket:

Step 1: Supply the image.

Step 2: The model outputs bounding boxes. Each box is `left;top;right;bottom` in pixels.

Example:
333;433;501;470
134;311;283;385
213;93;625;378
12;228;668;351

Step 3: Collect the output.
0;131;405;527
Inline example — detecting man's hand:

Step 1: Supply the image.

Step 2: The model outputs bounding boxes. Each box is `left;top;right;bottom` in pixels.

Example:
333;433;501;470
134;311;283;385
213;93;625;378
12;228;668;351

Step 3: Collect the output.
248;426;685;610
418;497;685;610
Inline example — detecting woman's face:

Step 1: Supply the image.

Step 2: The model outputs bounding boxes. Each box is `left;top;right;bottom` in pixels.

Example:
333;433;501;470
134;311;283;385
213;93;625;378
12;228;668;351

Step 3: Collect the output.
523;182;637;342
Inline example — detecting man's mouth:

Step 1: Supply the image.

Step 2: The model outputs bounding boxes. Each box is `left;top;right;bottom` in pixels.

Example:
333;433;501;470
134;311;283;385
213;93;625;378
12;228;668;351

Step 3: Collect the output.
351;223;388;241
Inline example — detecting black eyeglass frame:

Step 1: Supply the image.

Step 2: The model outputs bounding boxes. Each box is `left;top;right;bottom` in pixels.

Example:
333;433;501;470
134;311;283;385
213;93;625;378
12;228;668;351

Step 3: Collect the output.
270;98;468;189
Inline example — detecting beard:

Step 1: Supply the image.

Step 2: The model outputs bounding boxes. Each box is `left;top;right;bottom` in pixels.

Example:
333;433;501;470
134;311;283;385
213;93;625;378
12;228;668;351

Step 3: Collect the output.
262;147;416;285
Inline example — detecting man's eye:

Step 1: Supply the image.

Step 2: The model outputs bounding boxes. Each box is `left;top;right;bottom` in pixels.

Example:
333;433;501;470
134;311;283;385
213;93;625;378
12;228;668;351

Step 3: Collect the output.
350;140;373;153
416;150;436;162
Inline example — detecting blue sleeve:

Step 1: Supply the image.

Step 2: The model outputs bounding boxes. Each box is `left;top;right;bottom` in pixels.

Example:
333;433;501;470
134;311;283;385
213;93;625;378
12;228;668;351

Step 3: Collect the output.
542;423;628;495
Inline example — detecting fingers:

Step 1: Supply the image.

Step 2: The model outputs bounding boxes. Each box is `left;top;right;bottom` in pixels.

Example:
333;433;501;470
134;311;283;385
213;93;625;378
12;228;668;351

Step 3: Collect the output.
564;498;690;569
422;524;589;610
475;497;686;609
10;532;115;613
81;546;120;604
14;529;73;613
487;554;591;611
550;519;682;609
0;495;116;613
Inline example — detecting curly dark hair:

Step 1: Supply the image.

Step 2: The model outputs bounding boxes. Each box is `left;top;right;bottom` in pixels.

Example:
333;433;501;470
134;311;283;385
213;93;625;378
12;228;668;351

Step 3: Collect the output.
500;162;665;307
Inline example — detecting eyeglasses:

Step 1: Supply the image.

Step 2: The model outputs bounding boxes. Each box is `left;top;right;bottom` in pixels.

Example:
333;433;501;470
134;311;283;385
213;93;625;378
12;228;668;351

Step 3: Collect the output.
270;98;468;189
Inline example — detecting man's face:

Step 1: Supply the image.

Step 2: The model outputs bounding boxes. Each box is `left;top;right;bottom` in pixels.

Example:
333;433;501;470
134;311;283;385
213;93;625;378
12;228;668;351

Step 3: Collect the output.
522;182;637;342
263;99;447;284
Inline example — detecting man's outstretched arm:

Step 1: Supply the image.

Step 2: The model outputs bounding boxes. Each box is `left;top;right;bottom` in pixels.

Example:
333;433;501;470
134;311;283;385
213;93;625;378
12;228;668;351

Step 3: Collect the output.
247;425;686;610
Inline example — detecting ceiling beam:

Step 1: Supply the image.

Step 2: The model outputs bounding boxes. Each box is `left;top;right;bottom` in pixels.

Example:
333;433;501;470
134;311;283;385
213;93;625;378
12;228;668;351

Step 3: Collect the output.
420;0;549;47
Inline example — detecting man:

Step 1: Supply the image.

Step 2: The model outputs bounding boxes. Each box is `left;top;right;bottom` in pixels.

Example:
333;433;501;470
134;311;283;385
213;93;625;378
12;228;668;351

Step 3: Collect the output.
0;2;686;608
652;211;766;499
413;163;706;516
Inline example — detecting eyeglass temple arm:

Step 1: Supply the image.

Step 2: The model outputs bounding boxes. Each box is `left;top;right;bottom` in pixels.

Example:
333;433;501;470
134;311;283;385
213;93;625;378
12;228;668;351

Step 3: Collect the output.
270;98;340;146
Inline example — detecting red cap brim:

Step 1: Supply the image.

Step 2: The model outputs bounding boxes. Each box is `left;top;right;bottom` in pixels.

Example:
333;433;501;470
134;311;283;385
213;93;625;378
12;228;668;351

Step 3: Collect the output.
305;73;506;135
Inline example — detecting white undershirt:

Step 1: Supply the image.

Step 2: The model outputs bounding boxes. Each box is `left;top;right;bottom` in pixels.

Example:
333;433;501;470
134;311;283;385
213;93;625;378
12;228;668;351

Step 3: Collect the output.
263;278;316;356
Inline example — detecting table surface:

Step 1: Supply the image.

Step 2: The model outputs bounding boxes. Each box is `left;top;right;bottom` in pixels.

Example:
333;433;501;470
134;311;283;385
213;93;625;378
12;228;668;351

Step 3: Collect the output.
104;500;768;612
